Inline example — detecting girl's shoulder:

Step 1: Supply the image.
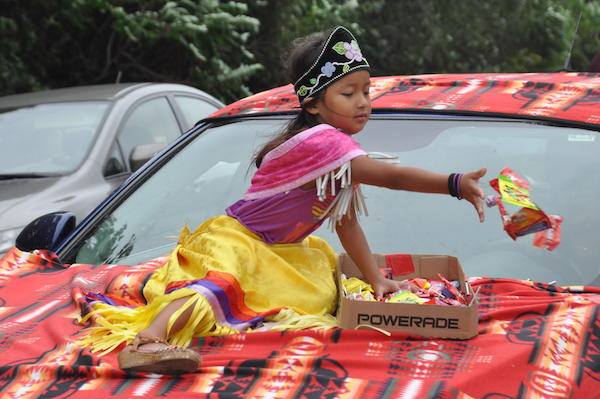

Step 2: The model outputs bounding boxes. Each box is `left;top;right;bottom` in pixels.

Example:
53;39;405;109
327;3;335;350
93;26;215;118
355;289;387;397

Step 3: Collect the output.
295;123;341;140
263;124;355;164
297;124;357;146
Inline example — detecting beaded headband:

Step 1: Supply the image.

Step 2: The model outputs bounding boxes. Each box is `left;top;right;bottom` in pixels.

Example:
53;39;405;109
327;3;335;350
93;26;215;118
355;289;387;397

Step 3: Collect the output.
294;26;370;104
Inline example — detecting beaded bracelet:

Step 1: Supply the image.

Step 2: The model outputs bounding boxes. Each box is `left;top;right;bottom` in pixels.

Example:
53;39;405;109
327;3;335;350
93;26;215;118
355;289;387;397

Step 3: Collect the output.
448;173;463;199
447;173;457;197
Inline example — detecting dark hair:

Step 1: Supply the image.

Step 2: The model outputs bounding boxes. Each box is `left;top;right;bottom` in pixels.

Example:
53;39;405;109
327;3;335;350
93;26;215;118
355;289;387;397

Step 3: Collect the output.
254;31;328;168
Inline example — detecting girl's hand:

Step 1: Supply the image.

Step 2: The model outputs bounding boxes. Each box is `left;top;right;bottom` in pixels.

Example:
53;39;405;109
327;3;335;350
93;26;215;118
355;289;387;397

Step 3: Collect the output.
460;168;487;222
371;276;405;299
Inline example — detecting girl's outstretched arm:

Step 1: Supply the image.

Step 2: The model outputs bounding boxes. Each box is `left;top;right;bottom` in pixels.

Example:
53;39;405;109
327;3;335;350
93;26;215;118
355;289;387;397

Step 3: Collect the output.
336;208;405;298
351;156;487;222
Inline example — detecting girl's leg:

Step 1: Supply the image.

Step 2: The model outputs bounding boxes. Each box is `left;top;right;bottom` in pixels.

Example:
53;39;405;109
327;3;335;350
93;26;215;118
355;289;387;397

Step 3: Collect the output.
135;296;195;351
118;296;201;374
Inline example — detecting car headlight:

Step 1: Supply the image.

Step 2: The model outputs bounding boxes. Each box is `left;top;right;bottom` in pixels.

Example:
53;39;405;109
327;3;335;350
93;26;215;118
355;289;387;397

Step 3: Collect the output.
0;227;23;254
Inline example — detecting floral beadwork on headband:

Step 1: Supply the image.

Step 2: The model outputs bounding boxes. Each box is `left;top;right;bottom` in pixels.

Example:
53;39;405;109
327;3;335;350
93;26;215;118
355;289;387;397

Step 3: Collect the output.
294;26;370;103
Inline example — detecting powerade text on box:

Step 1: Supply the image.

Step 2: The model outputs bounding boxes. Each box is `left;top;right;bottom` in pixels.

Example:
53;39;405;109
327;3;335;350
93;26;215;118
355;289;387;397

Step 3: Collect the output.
357;314;460;329
336;253;479;339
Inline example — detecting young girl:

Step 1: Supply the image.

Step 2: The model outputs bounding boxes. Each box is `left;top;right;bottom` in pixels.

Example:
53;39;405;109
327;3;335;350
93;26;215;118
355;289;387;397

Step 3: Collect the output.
79;26;486;374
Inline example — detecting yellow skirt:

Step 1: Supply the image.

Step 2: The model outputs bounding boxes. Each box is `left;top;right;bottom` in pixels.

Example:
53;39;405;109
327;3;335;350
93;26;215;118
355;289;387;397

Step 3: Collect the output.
79;215;339;355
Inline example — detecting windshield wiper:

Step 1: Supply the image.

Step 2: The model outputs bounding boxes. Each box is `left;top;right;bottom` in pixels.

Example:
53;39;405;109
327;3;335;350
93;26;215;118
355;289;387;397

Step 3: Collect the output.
0;172;62;180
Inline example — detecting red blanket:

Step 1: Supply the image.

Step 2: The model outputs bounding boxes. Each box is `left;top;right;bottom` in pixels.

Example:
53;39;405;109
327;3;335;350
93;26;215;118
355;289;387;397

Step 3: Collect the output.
0;247;598;398
212;73;600;129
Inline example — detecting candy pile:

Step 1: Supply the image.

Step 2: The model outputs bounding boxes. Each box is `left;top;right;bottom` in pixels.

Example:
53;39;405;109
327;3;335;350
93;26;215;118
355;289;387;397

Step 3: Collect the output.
341;274;473;306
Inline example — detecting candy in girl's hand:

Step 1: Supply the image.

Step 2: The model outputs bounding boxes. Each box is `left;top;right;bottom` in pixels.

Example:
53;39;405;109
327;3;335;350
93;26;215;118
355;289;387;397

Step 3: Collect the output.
487;167;562;251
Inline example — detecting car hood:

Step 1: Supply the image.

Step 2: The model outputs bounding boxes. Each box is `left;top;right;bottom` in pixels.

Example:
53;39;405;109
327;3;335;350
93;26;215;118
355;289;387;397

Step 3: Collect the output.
0;246;598;398
0;176;62;225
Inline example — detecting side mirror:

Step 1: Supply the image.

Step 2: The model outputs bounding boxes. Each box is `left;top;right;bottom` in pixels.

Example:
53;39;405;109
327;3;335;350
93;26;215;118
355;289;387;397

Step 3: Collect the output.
15;212;76;252
129;143;165;172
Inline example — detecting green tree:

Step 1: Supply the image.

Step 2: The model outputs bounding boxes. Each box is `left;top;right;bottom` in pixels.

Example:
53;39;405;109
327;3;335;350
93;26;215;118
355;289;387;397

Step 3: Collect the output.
560;0;600;71
244;0;360;92
246;0;598;92
356;0;579;76
0;0;261;102
0;8;42;94
1;0;597;102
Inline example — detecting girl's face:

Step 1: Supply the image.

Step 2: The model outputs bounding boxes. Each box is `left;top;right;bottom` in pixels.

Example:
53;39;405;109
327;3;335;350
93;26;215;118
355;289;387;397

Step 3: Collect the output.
306;70;371;134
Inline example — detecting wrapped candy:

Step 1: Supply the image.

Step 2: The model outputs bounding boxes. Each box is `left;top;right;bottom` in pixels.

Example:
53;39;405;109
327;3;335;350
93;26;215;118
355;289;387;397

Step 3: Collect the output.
341;275;377;301
486;167;563;251
532;214;563;251
341;274;469;306
387;291;428;304
438;273;466;304
411;278;431;290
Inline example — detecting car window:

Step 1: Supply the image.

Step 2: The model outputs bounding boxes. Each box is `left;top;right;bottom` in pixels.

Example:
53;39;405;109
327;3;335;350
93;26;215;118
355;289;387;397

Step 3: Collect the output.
70;117;598;286
104;143;126;176
0;101;108;174
73;119;286;265
174;96;220;130
314;119;599;286
118;97;181;168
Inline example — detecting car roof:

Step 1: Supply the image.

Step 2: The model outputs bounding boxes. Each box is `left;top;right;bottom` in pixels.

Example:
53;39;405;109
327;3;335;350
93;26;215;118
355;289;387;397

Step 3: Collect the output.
212;72;600;129
0;82;222;111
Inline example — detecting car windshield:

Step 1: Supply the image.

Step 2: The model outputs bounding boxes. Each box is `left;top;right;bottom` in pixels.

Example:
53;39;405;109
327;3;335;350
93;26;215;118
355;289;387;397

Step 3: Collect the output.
69;116;599;286
0;101;109;175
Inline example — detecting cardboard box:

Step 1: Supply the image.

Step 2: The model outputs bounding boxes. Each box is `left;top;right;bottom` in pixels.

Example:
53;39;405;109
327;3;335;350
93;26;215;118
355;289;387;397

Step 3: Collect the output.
336;253;479;339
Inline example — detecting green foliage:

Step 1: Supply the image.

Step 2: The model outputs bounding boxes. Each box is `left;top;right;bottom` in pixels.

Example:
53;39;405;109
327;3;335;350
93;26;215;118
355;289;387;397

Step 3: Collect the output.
559;0;600;71
244;0;598;93
1;0;597;102
0;0;261;102
0;16;39;93
244;0;360;89
353;0;593;75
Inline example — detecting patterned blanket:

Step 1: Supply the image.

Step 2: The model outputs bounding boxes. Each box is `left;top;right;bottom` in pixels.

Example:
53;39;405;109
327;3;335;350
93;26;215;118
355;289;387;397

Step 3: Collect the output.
212;73;600;129
0;247;598;398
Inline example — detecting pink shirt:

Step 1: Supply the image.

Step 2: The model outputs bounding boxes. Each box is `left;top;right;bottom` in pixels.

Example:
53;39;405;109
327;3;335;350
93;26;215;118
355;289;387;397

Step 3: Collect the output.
226;185;338;244
227;124;367;244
